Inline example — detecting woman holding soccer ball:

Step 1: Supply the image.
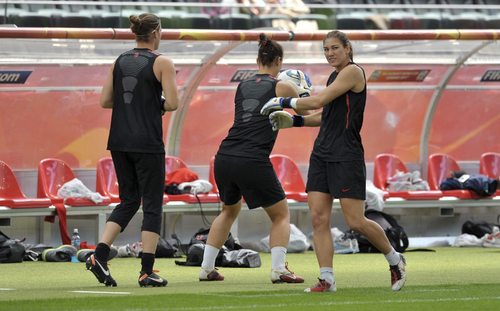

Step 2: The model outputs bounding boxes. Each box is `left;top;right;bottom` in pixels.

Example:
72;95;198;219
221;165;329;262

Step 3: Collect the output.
198;33;311;284
260;30;407;293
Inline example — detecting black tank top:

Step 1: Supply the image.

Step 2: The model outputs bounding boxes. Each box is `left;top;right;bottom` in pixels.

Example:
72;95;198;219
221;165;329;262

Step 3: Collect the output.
107;48;165;153
217;74;279;160
312;63;366;161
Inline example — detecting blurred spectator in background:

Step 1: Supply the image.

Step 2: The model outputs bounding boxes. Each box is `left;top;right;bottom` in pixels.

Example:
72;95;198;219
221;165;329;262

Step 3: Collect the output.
264;0;311;30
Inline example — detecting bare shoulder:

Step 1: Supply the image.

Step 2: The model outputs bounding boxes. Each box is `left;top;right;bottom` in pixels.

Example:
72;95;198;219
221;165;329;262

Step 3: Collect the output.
156;55;175;68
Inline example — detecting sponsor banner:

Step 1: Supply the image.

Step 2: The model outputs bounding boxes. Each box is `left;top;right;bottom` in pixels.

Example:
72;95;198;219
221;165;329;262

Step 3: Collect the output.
369;69;430;82
230;69;258;83
481;70;500;82
0;71;32;84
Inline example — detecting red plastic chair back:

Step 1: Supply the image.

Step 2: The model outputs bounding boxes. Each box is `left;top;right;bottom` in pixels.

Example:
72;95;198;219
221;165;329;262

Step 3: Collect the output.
373;153;408;190
270;154;306;192
0;160;27;199
480;152;500;179
96;157;119;201
427;153;461;190
37;158;76;200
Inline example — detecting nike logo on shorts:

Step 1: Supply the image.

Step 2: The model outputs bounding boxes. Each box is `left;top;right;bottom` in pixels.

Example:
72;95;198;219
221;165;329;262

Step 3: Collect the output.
341;188;350;192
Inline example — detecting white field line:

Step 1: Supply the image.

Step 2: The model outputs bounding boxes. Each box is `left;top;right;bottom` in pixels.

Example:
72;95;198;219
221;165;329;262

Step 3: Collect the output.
147;296;500;311
0;288;15;291
70;290;131;295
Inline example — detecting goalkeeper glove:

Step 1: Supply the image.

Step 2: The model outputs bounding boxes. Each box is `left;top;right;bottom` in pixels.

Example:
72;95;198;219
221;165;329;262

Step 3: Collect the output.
260;97;298;115
269;111;304;131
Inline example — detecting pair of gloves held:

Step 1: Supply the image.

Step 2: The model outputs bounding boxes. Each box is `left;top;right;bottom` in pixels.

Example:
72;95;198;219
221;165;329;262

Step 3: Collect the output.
260;97;303;132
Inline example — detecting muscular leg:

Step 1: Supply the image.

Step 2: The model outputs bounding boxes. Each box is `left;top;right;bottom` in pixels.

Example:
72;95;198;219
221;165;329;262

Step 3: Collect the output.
340;198;391;254
206;201;241;248
263;198;290;249
308;191;334;268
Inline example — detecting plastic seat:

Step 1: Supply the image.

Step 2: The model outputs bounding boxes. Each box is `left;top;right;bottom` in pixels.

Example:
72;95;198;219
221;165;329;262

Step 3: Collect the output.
427;153;478;199
37;158;111;206
59;13;93;27
214;14;252;29
373;154;442;200
95;157;120;203
270;154;308;202
0;160;52;208
165;156;219;204
480;152;500;195
336;13;367;30
480;152;500;179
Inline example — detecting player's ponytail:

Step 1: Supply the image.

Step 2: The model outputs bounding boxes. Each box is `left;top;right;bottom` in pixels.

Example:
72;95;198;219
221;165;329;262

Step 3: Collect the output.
130;13;161;42
258;33;283;67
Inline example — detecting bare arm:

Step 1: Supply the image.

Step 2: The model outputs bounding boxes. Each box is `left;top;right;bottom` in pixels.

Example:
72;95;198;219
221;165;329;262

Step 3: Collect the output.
294;64;365;111
275;80;310;116
100;63;114;109
303;110;322;127
156;56;179;112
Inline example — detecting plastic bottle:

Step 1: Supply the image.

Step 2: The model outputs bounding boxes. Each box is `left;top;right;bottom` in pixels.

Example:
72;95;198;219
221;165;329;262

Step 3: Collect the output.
71;228;81;250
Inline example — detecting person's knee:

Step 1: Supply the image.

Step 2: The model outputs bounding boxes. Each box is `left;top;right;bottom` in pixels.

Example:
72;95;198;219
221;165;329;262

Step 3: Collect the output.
310;211;330;230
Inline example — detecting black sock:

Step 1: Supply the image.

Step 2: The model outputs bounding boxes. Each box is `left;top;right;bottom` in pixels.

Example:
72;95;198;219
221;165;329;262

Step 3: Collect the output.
141;252;155;275
95;243;110;264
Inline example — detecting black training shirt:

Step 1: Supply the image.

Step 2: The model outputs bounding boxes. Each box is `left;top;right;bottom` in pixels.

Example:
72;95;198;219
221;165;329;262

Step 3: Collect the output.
217;74;279;160
312;63;366;161
107;48;165;153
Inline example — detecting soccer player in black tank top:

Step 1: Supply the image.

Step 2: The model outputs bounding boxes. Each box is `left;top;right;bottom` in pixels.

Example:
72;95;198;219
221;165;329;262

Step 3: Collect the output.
86;13;178;288
260;30;407;292
198;34;305;284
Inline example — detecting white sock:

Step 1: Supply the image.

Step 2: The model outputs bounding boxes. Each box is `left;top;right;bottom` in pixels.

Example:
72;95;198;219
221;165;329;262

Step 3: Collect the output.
320;267;334;285
201;244;219;272
384;248;401;266
271;246;287;271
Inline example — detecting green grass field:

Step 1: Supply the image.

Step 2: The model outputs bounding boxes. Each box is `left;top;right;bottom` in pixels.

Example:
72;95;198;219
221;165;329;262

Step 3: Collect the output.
1;247;499;310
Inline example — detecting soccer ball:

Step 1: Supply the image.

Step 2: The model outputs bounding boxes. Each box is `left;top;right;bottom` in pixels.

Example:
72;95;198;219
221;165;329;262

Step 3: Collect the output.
278;69;313;97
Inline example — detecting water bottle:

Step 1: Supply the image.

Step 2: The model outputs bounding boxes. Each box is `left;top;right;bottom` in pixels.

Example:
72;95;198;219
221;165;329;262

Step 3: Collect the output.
71;228;81;250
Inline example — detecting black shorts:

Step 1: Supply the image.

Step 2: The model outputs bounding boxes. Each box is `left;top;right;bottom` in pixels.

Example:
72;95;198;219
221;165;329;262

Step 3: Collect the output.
306;153;366;200
214;154;285;209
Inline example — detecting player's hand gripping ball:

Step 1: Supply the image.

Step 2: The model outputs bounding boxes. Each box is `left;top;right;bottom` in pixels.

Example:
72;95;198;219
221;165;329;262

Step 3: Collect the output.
278;69;313;98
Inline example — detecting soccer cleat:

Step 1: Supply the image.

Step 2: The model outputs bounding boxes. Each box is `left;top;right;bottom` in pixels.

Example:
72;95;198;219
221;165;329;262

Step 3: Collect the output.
390;254;407;291
199;268;224;281
85;254;117;287
138;270;168;287
271;263;304;284
304;278;336;293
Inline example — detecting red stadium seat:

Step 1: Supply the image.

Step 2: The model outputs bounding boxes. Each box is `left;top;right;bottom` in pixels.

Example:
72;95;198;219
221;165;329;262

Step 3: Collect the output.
427;153;478;199
480;152;500;179
165;156;219;204
95;157;120;203
0;160;52;208
270;154;308;202
373;154;442;200
480;152;500;195
37;158;111;206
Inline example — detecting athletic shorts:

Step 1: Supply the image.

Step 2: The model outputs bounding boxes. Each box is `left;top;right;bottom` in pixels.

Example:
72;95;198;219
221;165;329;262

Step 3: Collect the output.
306;153;366;200
214;154;286;209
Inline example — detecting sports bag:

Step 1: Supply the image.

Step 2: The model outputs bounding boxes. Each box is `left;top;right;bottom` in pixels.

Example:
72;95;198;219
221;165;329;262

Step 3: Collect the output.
348;210;409;253
0;230;25;263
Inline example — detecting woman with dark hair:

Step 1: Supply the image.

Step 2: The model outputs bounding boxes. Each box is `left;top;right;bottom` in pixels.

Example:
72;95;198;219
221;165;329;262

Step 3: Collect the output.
261;30;407;292
198;34;307;284
86;13;178;288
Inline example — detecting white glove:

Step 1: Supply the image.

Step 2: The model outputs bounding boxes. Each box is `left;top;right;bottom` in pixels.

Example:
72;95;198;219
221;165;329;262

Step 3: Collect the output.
260;97;290;115
269;111;293;131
